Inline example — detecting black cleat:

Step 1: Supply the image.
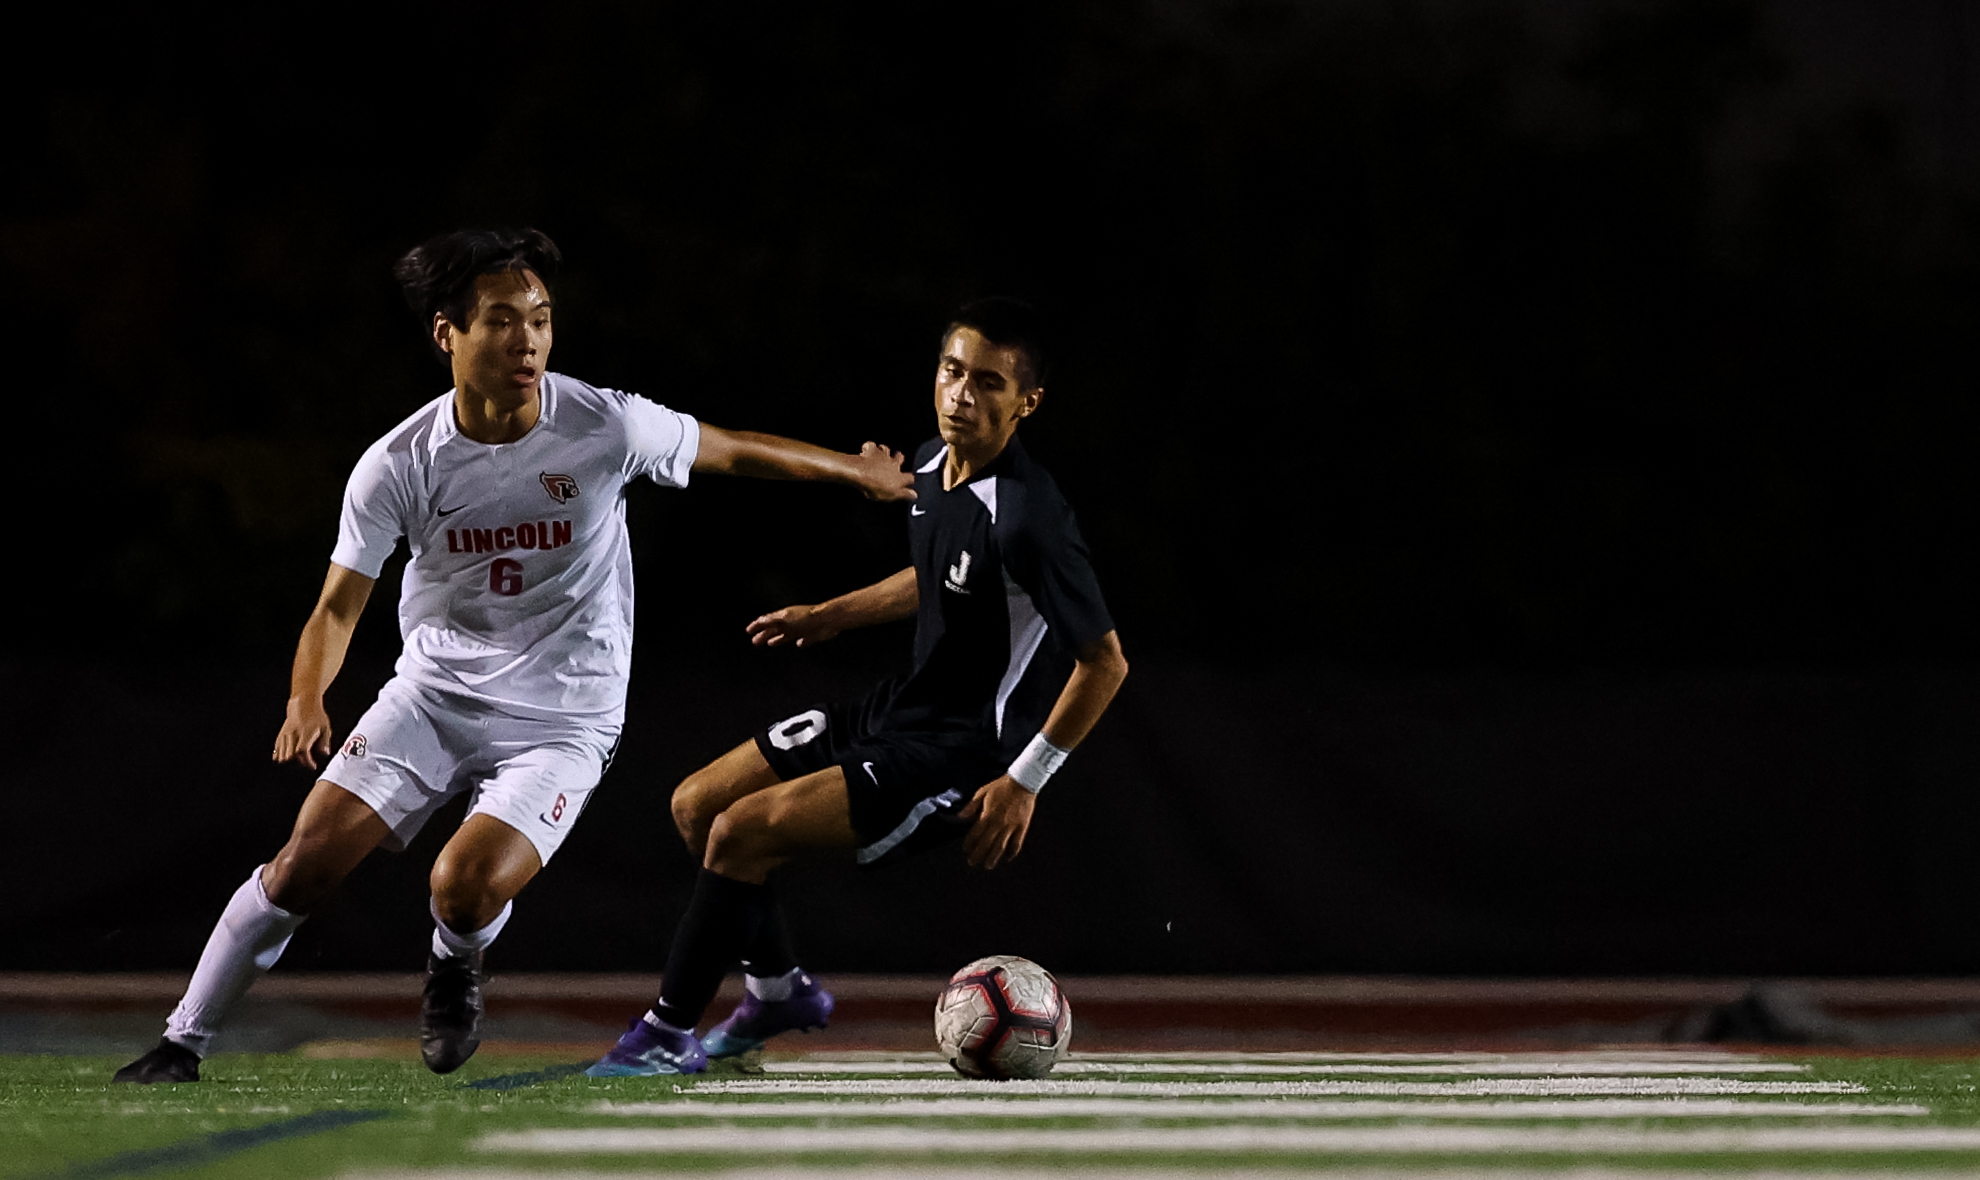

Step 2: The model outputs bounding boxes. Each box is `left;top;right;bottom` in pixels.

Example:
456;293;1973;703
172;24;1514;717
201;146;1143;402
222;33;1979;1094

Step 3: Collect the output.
113;1038;201;1084
420;950;485;1074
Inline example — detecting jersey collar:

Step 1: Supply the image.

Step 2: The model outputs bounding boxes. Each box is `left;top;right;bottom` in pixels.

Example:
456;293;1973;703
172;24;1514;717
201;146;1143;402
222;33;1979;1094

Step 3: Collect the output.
431;373;560;450
925;434;1025;487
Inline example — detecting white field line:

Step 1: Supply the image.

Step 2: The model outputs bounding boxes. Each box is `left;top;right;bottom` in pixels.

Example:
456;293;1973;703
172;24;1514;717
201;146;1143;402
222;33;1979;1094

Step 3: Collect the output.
795;1049;1771;1064
763;1060;1808;1076
690;1078;1867;1098
477;1124;1980;1154
349;1171;1980;1180
592;1097;1927;1120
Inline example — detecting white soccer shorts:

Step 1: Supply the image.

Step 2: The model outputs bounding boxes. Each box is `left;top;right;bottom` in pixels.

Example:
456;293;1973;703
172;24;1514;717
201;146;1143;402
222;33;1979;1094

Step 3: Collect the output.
319;676;617;865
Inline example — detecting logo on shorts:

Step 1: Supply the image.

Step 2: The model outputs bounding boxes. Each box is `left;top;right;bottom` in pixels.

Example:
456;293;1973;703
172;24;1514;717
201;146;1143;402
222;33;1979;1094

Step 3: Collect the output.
539;793;569;826
945;550;972;594
540;472;580;504
344;734;367;758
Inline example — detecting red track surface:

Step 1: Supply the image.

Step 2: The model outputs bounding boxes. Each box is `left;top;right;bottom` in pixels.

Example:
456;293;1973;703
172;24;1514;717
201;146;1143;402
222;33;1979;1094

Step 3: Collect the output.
10;974;1980;1053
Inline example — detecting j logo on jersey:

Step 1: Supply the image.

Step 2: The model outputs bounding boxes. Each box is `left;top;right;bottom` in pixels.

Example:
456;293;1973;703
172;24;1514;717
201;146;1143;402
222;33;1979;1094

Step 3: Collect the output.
344;734;367;758
540;472;580;504
945;550;972;594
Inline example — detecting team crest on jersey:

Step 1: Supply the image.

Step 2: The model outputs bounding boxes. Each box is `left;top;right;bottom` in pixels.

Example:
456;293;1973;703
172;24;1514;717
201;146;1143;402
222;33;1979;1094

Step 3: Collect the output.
540;472;580;504
344;734;367;758
945;550;973;594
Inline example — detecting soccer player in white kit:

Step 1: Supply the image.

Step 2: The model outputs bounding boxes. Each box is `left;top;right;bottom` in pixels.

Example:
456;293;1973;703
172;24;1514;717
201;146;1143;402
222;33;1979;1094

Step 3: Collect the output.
114;228;915;1083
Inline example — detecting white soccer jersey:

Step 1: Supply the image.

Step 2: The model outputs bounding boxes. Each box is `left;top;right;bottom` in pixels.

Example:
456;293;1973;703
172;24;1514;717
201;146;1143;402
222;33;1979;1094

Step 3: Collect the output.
330;373;699;725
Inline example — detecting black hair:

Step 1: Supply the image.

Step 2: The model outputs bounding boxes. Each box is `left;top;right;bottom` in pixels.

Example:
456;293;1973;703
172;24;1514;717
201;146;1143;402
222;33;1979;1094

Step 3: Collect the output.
392;227;562;360
945;296;1049;389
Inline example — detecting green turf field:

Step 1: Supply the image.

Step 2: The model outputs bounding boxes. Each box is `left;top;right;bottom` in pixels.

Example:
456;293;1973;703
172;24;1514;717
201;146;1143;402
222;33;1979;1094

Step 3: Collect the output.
9;1049;1980;1178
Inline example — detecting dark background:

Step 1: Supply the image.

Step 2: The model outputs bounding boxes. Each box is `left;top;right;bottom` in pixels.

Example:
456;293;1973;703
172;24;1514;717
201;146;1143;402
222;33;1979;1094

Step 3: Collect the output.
3;0;1978;976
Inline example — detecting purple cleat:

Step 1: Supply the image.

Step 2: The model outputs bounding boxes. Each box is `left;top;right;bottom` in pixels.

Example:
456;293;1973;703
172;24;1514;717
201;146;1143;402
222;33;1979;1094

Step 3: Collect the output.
702;972;835;1058
585;1015;709;1078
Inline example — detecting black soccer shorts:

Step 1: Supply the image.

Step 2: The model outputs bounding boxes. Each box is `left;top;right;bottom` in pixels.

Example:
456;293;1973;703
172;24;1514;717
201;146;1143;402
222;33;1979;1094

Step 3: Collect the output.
753;692;1006;869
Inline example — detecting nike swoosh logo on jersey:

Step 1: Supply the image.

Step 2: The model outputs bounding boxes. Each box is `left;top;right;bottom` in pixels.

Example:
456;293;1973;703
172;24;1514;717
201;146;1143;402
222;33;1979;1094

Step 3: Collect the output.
863;761;879;783
437;503;469;517
910;506;926;516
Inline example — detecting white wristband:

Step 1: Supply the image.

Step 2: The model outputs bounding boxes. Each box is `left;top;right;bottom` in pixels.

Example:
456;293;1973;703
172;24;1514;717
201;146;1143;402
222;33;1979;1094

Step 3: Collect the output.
1008;732;1070;794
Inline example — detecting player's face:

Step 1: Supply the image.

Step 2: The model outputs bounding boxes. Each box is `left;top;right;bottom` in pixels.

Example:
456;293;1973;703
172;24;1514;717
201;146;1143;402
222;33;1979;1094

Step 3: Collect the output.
435;269;554;401
934;327;1041;458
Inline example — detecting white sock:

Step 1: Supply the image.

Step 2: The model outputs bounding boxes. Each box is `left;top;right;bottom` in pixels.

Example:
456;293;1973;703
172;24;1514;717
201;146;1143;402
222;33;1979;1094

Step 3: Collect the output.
430;897;512;960
745;967;805;1002
163;867;305;1056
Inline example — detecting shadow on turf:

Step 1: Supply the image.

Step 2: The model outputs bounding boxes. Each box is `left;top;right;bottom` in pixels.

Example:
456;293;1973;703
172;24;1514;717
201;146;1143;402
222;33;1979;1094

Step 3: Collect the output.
37;1109;388;1180
461;1048;769;1091
1530;984;1980;1047
460;1062;594;1091
42;1062;604;1178
36;1044;761;1180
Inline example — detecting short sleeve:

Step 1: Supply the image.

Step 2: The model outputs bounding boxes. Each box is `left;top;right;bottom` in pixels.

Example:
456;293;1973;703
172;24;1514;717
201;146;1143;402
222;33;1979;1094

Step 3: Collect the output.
624;396;700;489
1006;499;1116;652
328;440;407;579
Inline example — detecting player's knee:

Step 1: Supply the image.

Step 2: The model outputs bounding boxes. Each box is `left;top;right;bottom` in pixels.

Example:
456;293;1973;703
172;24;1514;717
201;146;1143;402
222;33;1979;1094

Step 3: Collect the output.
671;775;722;850
262;841;341;914
703;807;773;867
429;855;504;931
702;809;741;860
669;781;703;843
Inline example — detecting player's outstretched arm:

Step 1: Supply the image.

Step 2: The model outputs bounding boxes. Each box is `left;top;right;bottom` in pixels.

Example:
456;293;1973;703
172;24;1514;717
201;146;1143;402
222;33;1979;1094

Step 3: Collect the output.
272;563;376;771
962;630;1129;871
693;426;916;502
747;567;918;648
1031;629;1131;752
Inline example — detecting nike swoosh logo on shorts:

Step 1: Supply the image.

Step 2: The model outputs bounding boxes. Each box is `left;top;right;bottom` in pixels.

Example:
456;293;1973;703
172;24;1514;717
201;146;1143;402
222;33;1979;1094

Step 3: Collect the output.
437;503;469;517
863;761;879;783
910;506;926;516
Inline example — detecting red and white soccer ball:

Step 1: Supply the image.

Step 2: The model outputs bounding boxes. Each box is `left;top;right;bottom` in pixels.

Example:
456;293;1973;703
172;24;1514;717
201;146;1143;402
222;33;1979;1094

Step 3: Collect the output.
934;954;1072;1079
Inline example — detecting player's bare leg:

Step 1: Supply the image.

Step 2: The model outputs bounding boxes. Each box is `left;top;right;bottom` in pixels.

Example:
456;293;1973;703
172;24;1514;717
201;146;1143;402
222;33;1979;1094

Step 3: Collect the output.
672;740;783;860
419;815;544;1073
667;741;830;1056
702;768;859;882
116;783;390;1084
263;782;396;910
431;814;542;932
590;769;857;1076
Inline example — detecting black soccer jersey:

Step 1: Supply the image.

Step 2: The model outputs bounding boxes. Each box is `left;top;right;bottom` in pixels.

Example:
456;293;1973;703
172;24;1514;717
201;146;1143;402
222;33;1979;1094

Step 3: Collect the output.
874;435;1115;762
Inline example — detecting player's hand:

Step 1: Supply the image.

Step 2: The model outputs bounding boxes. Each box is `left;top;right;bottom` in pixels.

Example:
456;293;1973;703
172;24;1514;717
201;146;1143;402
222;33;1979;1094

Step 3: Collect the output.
959;777;1037;871
747;603;843;648
852;442;916;503
273;696;335;770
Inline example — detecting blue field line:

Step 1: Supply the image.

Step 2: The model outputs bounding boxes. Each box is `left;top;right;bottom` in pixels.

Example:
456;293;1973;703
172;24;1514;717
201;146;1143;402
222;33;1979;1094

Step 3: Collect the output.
41;1109;388;1179
462;1062;594;1091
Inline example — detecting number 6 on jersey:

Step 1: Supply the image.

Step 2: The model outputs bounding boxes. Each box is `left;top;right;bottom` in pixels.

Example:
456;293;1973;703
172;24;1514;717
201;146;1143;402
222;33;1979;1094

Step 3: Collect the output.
490;558;523;596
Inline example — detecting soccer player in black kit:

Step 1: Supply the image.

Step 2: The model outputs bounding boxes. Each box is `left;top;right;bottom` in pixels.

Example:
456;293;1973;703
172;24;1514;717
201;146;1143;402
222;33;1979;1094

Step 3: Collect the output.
589;298;1129;1075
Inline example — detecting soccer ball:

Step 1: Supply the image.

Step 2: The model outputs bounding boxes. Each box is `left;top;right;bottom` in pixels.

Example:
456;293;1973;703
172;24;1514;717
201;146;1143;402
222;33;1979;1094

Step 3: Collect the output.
934;955;1072;1079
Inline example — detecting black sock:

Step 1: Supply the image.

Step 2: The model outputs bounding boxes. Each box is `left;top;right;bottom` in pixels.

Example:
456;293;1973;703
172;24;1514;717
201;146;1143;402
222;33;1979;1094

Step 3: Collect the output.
741;894;798;979
651;869;768;1029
